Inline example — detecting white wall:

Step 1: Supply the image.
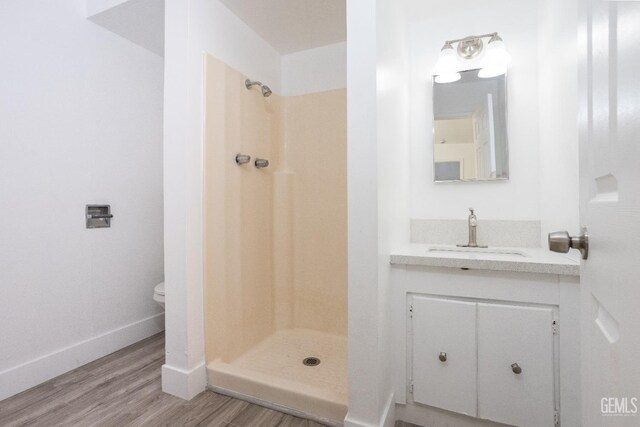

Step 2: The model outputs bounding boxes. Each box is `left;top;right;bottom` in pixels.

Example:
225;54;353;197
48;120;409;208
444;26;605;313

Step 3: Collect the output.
162;0;282;399
345;0;410;425
376;0;411;420
281;42;347;96
345;0;380;423
538;0;579;247
408;0;541;222
0;0;164;401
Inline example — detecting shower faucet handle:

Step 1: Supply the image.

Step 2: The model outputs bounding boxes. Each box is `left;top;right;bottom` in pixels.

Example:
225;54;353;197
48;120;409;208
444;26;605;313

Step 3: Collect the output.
255;158;269;168
235;153;251;165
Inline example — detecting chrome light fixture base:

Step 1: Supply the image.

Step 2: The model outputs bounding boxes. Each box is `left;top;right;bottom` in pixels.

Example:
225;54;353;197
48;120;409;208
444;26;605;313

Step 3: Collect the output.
457;36;484;59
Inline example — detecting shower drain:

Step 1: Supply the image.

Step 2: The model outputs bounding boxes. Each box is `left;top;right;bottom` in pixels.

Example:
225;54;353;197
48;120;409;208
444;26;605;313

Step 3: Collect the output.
303;357;321;367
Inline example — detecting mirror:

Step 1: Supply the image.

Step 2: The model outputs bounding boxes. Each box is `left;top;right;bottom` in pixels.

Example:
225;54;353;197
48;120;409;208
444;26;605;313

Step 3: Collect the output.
432;69;508;182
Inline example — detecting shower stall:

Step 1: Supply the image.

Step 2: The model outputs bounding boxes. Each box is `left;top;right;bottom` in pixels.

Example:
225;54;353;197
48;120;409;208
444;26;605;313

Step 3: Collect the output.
202;55;348;424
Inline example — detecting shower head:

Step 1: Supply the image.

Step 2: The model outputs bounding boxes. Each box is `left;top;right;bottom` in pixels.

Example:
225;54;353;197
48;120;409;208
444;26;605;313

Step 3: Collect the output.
245;79;272;98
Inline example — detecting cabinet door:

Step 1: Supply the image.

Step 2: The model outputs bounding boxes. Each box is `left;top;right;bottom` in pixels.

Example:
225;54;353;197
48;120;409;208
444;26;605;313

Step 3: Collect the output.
477;303;556;427
411;296;477;416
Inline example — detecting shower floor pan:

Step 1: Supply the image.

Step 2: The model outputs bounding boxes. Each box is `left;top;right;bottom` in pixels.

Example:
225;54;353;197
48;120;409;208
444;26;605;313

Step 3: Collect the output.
207;328;347;424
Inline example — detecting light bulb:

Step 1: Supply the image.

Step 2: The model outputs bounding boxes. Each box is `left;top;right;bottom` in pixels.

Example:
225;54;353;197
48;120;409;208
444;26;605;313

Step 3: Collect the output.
435;73;461;83
434;43;461;83
478;66;507;78
479;37;510;78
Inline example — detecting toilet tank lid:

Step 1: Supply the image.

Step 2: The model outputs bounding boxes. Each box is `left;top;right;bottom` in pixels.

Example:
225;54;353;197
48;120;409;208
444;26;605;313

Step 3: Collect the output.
155;282;165;296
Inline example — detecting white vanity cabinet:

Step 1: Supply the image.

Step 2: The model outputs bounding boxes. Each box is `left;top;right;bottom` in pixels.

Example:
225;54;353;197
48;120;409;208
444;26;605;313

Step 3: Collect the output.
409;295;557;427
391;261;580;427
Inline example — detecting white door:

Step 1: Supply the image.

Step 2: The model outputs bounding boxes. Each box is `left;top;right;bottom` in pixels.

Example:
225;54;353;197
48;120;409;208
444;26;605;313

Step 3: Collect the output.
579;1;640;425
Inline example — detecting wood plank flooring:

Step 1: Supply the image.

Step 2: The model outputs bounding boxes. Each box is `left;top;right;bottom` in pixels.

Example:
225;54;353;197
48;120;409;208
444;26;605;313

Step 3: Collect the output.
0;333;326;427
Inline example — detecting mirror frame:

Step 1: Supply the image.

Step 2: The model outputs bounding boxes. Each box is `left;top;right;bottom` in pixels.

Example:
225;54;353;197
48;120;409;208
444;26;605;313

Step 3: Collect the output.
432;69;509;183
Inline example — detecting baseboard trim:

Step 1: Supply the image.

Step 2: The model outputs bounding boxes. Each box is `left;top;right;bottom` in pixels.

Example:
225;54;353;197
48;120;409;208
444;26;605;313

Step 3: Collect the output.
344;391;395;427
381;392;396;427
0;312;165;401
162;361;207;400
396;402;506;427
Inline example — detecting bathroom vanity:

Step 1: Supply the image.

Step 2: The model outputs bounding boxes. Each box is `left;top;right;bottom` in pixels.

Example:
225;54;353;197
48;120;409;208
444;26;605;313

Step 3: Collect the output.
390;245;580;427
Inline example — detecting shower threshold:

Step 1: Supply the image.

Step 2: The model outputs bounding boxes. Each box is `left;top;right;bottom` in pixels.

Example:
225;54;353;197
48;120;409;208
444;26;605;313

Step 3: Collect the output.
206;328;347;425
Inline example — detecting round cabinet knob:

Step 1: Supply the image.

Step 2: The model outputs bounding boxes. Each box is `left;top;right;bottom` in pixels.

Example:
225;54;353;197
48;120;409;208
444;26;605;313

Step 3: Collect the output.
511;363;522;374
439;352;447;362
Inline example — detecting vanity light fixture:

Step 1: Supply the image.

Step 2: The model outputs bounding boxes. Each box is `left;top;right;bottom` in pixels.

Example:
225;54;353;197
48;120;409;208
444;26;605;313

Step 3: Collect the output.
433;42;461;83
478;33;511;78
433;32;511;82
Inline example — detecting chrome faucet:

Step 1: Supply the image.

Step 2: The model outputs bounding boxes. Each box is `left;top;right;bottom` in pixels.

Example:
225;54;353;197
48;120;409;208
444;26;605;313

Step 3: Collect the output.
457;208;487;248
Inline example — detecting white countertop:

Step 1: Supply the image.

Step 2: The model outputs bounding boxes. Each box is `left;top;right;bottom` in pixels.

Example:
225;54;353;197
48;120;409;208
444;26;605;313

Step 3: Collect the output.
390;244;580;276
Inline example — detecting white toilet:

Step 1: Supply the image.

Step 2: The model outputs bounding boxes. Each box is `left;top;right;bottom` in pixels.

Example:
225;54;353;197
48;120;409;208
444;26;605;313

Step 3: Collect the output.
153;282;165;309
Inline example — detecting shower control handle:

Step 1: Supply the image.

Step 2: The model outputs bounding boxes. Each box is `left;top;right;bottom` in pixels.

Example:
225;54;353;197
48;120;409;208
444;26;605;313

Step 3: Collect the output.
236;154;251;165
255;158;269;168
439;352;447;362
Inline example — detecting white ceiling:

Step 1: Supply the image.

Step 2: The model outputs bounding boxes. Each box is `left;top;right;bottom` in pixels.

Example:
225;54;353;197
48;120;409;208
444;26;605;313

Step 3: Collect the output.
219;0;346;55
87;0;165;57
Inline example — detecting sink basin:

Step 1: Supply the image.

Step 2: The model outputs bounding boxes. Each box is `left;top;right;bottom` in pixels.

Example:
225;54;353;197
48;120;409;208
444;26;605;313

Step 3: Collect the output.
426;246;529;259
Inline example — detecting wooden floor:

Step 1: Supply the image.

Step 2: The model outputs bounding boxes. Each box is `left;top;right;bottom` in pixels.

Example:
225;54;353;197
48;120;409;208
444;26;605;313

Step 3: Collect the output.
0;333;327;427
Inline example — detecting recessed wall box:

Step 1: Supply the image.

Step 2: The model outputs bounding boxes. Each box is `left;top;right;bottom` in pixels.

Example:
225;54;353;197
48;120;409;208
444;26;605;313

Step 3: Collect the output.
86;205;113;229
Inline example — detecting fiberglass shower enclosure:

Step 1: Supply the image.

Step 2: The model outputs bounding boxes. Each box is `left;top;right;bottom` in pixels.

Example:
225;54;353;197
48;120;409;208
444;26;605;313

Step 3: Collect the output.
202;55;348;423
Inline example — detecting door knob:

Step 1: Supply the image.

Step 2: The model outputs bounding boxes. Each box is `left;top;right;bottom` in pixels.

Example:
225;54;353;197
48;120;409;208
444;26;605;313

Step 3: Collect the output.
511;363;522;374
548;227;589;260
439;352;447;362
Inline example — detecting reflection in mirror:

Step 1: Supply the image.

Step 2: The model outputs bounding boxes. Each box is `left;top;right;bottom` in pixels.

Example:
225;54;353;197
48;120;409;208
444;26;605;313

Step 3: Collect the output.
433;69;508;182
